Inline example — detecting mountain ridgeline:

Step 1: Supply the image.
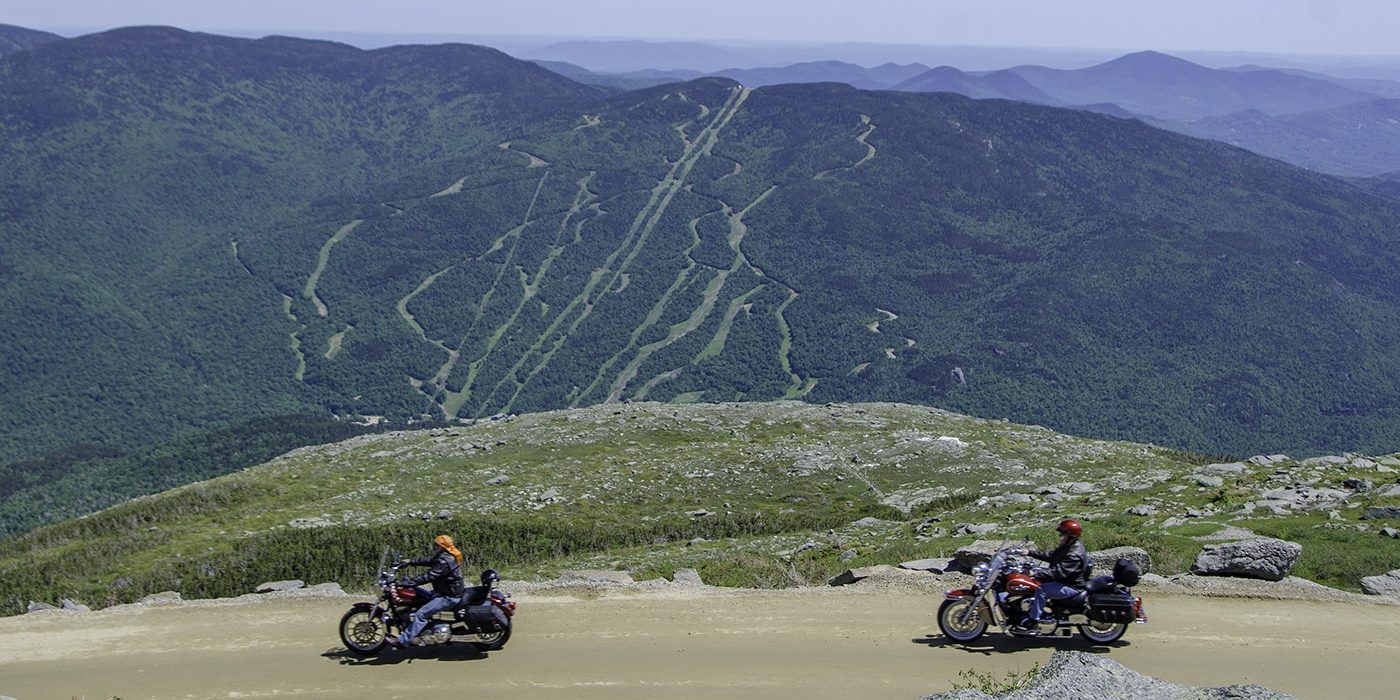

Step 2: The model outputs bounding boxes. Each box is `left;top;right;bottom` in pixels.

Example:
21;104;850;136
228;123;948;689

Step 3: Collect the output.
6;27;1400;470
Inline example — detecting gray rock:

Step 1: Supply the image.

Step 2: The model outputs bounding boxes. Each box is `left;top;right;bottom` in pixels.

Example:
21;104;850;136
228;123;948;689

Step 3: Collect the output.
828;564;898;586
688;509;712;518
672;568;704;586
139;591;183;605
899;557;954;573
60;598;91;612
1343;477;1373;491
558;570;634;585
1376;484;1400;497
26;601;55;613
303;582;346;595
1200;462;1248;475
1365;506;1400;520
919;649;1294;699
952;540;1006;570
1380;527;1400;539
537;487;562;502
853;516;894;527
838;548;858;561
686;537;707;547
1360;569;1400;596
255;579;305;593
1089;546;1152;575
484;474;510;485
1190;538;1302;581
288;517;333;529
1126;504;1157;516
953;523;999;535
1194;475;1224;488
1247;454;1289;466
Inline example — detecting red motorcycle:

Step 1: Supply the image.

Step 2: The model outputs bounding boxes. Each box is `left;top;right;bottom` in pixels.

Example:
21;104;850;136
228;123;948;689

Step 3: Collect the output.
937;545;1146;644
338;557;516;656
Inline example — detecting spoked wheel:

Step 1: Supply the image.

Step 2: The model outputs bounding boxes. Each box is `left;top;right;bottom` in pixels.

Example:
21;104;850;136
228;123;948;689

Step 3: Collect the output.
937;598;988;643
339;607;389;656
1078;619;1128;644
472;620;512;651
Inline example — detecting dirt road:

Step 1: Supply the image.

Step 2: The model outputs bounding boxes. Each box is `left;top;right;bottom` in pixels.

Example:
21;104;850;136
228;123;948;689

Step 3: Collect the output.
2;589;1398;699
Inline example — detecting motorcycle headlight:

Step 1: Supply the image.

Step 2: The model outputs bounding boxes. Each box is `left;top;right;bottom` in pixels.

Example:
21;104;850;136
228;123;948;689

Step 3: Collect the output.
972;562;990;578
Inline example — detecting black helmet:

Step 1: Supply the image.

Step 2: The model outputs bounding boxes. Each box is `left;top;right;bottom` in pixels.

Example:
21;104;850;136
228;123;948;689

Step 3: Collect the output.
480;568;500;586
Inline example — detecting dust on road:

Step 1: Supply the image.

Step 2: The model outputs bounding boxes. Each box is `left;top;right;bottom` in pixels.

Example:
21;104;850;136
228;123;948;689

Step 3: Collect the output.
2;589;1398;699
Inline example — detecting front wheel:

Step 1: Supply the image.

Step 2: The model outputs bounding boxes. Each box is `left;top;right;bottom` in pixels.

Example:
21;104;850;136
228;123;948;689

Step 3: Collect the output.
1078;620;1127;644
937;598;988;643
472;619;512;651
340;607;389;656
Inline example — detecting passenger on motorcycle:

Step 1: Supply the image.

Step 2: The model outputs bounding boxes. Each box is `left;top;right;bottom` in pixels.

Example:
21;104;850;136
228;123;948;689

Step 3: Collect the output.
1014;519;1088;632
390;534;467;647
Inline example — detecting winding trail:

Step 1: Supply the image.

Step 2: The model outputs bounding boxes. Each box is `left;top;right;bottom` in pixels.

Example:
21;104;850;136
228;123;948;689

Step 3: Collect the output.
280;294;306;381
324;325;352;360
813;114;877;180
429;177;467;198
229;241;253;277
498;141;550;168
303;220;362;318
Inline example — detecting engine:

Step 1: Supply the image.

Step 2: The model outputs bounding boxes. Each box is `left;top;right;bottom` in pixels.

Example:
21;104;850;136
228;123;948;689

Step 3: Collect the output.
419;623;454;645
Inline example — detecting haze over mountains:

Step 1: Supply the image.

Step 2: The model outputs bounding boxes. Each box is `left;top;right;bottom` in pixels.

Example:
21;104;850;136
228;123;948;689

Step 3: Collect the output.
6;24;1400;495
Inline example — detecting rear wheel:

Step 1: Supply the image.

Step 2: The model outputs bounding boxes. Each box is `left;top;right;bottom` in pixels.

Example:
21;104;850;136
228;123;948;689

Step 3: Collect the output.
937;598;988;643
339;607;388;656
472;619;512;651
1078;619;1127;644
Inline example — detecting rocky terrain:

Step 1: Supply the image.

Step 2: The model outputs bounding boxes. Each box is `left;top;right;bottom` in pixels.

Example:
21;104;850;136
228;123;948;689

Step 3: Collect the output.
5;402;1400;612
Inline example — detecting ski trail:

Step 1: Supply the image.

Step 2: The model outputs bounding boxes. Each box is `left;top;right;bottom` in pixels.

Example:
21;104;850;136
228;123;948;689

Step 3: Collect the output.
775;290;817;398
498;141;549;168
464;173;599;415
508;87;750;412
813;114;877;180
574;114;602;130
867;307;898;333
577;93;757;404
697;287;761;361
430;177;467;198
229;241;254;277
303;220;362;317
440;170;552;417
325;324;352;359
281;294;306;382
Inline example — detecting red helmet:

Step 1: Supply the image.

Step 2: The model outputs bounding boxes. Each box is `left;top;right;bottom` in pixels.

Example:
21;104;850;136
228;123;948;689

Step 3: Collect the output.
1057;519;1082;538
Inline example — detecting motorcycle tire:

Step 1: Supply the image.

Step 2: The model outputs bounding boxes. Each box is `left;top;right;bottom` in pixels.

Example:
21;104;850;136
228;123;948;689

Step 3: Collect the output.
472;619;512;651
1077;620;1127;644
937;598;988;643
339;607;389;656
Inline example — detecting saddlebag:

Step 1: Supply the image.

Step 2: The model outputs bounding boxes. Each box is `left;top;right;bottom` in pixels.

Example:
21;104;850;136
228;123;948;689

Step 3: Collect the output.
1086;593;1136;623
459;603;508;630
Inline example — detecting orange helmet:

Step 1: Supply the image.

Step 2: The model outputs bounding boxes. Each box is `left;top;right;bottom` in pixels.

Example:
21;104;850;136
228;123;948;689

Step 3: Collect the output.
1057;519;1082;538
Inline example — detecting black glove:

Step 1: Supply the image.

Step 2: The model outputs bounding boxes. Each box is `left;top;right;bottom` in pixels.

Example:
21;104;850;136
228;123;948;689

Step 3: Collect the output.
394;559;410;568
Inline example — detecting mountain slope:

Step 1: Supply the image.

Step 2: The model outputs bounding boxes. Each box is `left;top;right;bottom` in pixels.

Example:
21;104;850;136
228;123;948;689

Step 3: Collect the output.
894;65;1057;103
0;26;601;462
0;23;62;56
1169;98;1400;176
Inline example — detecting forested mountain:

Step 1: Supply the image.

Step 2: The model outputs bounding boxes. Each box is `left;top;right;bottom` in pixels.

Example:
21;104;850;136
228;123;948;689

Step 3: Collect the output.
1170;98;1400;176
7;26;1400;476
0;24;62;56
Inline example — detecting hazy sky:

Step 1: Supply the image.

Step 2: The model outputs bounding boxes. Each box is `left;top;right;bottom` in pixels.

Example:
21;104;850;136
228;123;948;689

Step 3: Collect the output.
8;0;1400;56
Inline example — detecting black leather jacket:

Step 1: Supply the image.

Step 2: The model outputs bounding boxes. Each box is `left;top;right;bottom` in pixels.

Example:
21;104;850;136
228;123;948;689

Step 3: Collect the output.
403;549;466;598
1028;538;1088;586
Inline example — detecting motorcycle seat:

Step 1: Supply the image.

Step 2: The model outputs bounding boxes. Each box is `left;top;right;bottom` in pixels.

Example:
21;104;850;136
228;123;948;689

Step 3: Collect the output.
1084;575;1117;593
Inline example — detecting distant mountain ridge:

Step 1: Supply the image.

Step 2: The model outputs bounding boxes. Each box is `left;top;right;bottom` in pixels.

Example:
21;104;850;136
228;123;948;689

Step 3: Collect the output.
8;26;1400;472
0;23;62;56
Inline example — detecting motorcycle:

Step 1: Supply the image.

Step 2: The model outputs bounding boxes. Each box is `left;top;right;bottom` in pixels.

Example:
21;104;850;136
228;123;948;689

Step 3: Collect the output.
937;545;1146;644
338;555;517;656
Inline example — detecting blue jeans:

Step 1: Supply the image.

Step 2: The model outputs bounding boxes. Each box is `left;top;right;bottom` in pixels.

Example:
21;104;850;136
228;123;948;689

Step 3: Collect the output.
1027;581;1080;622
398;591;456;644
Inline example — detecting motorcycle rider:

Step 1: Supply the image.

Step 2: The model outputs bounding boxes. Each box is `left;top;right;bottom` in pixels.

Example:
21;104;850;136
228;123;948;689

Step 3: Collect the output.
1013;519;1087;633
389;534;467;647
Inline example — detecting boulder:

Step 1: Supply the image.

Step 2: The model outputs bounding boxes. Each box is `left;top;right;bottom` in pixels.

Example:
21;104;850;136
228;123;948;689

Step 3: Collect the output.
1126;504;1157;516
254;579;305;593
60;598;91;612
303;582;346;595
1194;475;1224;488
953;523;999;536
1360;569;1400;597
1190;538;1302;581
838;549;858;561
1089;546;1152;575
672;568;704;586
1246;454;1289;466
1342;477;1373;491
952;540;1006;570
899;558;954;573
1376;484;1400;498
1380;527;1400;539
26;601;55;613
484;474;510;485
139;591;182;605
1364;506;1400;520
919;649;1293;700
828;564;898;586
558;570;634;585
1200;462;1248;475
